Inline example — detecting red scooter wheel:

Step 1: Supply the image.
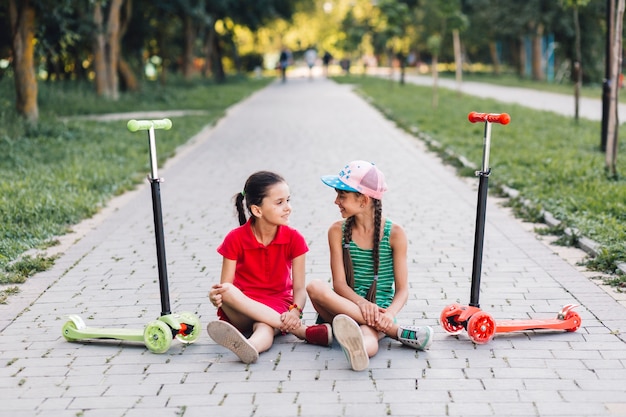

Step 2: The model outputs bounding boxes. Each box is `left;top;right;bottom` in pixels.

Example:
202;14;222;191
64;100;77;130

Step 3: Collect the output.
440;304;465;335
467;311;495;344
564;311;582;332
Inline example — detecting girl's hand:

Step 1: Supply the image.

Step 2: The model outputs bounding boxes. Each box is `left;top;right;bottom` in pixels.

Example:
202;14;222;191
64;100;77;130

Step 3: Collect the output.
208;284;224;308
358;300;379;326
279;311;302;333
373;308;393;332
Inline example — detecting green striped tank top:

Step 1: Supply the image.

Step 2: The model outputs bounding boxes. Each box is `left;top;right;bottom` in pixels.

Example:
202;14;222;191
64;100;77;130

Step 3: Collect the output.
344;218;395;308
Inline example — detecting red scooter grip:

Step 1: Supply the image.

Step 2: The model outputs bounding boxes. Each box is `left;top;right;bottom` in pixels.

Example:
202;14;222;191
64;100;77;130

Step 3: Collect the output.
468;111;511;125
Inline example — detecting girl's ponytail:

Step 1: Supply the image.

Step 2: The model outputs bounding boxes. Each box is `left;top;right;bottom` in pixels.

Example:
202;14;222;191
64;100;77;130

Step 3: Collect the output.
234;192;247;226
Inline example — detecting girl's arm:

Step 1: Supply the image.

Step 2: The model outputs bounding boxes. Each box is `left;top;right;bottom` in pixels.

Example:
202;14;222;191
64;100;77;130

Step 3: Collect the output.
220;258;236;284
291;253;307;311
209;257;236;308
385;223;409;317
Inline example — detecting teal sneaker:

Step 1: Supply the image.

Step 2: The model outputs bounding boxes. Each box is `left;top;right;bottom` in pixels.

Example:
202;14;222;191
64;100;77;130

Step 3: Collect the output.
397;325;433;350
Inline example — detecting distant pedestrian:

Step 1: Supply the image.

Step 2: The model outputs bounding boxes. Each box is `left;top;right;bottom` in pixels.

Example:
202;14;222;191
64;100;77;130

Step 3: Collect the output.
322;51;333;77
307;161;433;371
305;47;317;80
207;171;332;364
278;48;291;82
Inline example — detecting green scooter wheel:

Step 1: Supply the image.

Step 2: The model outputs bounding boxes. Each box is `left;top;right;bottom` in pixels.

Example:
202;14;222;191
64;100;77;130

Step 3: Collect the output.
144;320;172;354
175;311;201;344
62;320;79;342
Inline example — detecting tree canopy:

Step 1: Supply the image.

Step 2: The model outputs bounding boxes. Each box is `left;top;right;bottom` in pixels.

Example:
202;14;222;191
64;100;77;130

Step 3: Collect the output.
0;0;618;121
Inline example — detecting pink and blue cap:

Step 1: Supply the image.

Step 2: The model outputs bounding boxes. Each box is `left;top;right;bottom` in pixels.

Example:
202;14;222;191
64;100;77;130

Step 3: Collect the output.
321;160;387;200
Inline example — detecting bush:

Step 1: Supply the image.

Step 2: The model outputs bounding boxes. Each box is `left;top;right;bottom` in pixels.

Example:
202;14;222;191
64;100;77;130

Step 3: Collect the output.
240;52;264;73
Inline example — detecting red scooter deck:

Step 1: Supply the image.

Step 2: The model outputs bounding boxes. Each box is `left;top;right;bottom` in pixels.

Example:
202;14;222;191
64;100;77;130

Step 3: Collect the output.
441;303;581;344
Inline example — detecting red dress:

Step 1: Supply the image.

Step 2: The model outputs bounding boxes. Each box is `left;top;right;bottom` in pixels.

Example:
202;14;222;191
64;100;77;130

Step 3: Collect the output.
217;219;308;319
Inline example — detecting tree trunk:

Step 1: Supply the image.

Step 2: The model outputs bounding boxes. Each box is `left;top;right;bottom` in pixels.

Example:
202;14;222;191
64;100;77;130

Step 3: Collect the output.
453;29;462;93
532;23;544;81
156;22;168;86
202;26;213;78
117;0;137;91
105;0;123;100
118;58;139;91
606;0;625;176
92;0;124;99
93;2;108;96
231;36;242;74
518;37;527;78
488;41;501;76
182;14;195;79
431;54;439;109
573;6;582;122
210;24;225;83
9;0;38;123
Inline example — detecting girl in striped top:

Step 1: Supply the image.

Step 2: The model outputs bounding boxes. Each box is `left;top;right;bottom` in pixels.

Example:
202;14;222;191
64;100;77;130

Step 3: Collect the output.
307;161;433;371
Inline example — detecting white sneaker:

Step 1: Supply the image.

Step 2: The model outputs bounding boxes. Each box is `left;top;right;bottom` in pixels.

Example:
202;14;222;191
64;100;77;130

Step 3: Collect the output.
207;320;259;364
332;314;369;371
397;325;433;350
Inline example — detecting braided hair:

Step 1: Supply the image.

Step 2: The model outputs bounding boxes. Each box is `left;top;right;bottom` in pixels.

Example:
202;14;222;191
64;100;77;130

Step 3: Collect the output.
342;197;383;303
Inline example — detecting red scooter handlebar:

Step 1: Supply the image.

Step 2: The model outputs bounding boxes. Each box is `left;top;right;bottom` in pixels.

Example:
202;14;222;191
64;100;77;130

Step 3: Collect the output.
468;111;511;125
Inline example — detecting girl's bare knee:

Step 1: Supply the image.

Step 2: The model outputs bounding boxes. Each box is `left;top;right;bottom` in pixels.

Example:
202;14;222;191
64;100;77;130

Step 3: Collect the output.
306;279;328;300
219;282;240;304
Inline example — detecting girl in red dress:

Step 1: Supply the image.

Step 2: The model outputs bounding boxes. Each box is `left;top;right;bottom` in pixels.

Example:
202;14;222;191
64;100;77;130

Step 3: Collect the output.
207;171;332;364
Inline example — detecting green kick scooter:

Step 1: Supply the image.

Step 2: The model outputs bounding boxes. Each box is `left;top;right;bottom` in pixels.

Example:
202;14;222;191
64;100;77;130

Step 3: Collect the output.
62;118;201;353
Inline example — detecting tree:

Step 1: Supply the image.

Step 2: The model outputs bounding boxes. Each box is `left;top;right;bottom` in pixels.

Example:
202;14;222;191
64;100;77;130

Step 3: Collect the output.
555;0;592;122
375;0;412;84
605;0;624;177
415;0;463;106
92;0;125;99
9;0;38;122
463;0;503;76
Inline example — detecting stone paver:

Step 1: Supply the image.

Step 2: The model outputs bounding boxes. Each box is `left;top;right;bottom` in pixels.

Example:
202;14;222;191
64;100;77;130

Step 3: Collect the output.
1;75;625;417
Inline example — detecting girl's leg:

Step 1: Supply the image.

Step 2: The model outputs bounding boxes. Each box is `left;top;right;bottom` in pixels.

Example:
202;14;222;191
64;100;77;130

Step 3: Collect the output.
248;322;278;354
360;325;381;357
218;283;284;331
306;279;365;323
216;282;332;346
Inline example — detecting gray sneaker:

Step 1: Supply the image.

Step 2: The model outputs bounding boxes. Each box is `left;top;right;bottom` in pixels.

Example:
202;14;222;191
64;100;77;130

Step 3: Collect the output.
207;320;259;364
397;325;433;350
332;314;369;371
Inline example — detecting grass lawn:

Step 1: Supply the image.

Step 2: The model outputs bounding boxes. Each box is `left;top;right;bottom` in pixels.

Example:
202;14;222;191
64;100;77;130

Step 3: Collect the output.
333;74;626;279
0;75;272;301
1;71;625;304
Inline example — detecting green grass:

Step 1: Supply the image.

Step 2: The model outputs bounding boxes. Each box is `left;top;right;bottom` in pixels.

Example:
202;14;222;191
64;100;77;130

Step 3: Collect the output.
0;75;272;285
2;70;625;297
334;74;626;275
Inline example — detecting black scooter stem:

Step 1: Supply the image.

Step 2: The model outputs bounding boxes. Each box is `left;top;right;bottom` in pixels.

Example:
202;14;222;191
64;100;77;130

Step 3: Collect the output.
150;179;171;316
469;172;489;308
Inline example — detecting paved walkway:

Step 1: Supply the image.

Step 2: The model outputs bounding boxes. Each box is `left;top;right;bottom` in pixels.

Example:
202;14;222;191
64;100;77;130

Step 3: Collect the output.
1;76;626;417
376;70;626;121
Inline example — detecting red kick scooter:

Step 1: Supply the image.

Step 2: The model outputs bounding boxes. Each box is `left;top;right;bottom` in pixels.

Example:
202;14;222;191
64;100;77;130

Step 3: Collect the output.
440;112;582;344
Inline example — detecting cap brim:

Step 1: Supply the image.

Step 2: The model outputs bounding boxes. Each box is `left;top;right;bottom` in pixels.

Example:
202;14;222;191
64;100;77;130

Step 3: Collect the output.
321;175;359;193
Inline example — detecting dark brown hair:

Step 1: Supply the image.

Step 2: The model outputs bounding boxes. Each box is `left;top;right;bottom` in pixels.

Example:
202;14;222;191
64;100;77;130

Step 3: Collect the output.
234;171;285;226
